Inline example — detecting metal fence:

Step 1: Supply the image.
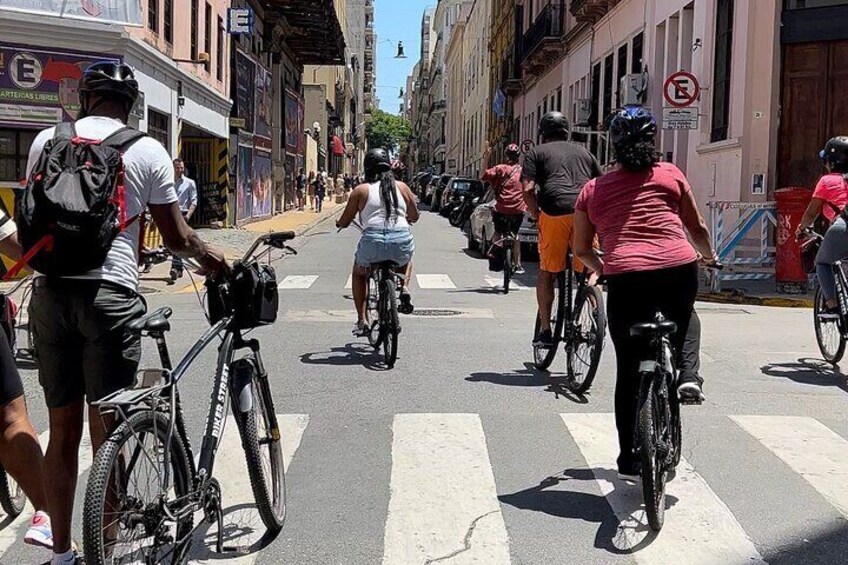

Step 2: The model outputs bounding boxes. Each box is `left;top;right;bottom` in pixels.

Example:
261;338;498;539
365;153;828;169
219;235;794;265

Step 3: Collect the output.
707;201;777;292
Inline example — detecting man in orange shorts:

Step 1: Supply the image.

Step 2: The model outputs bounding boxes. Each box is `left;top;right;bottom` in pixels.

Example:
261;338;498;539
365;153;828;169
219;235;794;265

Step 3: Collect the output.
522;111;602;347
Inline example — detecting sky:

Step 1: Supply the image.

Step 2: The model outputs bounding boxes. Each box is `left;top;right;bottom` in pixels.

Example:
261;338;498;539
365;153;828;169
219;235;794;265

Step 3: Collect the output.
374;0;432;116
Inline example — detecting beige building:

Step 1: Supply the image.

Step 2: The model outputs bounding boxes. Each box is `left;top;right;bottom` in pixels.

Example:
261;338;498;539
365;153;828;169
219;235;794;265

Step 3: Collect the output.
460;0;491;177
445;7;468;175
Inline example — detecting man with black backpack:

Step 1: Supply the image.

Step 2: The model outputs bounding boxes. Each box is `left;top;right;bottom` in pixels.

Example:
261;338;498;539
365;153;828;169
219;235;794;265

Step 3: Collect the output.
21;62;228;565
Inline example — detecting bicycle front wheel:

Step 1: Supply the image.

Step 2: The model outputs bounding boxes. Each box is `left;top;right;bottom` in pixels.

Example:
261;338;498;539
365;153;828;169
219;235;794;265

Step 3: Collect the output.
534;274;565;370
638;376;671;532
814;285;845;363
83;410;194;565
566;285;606;394
366;272;383;348
382;282;400;368
231;360;287;533
0;465;26;518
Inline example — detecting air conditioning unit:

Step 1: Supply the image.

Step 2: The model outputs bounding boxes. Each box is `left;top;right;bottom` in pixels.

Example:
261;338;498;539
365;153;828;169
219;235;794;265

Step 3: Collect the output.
620;72;649;106
574;99;593;127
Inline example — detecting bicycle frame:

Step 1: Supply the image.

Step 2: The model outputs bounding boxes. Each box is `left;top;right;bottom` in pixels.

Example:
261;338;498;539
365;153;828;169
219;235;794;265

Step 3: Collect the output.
831;260;848;333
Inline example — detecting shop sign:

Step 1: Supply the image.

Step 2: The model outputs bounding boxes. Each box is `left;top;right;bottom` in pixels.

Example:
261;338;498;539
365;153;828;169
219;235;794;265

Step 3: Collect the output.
234;49;255;134
0;1;143;26
227;8;253;35
0;43;119;127
284;90;305;156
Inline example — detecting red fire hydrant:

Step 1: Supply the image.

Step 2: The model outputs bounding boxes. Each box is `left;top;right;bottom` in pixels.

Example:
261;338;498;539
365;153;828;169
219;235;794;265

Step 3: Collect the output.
775;187;813;291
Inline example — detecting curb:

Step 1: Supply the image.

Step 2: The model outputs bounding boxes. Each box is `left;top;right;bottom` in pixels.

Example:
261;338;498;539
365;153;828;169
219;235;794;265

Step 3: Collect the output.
294;205;344;237
697;292;813;308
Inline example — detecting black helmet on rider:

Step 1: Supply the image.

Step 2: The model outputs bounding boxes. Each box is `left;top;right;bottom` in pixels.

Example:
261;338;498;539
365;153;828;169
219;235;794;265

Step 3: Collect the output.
364;148;392;177
538;112;570;141
608;106;659;172
820;136;848;173
505;143;521;162
79;62;139;117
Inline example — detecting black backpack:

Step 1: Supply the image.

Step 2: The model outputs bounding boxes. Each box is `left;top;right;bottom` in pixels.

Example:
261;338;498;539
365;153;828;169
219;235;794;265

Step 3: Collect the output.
15;122;146;277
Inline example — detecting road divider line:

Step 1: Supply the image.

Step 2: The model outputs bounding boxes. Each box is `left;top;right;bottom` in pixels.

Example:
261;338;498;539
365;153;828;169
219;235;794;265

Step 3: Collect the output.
279;275;319;290
415;274;457;289
561;413;764;564
732;415;848;519
382;413;510;565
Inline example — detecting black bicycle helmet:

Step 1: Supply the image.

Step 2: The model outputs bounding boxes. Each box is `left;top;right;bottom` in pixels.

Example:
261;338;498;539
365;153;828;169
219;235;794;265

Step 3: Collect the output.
820;136;848;170
608;105;657;147
364;148;392;176
505;143;521;160
79;62;139;106
538;111;570;140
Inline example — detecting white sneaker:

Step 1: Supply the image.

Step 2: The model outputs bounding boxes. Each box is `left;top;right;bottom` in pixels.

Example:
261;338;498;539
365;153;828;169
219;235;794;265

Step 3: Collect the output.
24;510;53;549
352;321;370;337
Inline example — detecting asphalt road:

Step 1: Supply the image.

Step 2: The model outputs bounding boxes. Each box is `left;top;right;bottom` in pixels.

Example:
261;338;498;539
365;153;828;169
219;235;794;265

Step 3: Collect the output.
3;209;848;564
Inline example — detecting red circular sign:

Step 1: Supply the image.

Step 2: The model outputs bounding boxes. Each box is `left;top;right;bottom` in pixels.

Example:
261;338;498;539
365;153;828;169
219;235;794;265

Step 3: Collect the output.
663;71;700;108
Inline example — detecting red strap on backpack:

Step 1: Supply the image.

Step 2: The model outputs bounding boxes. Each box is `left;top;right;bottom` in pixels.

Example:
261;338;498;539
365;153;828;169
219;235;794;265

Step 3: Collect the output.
3;235;53;281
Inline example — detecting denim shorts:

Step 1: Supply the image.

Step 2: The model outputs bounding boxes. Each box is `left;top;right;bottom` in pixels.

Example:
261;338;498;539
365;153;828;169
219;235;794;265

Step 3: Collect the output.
355;227;415;268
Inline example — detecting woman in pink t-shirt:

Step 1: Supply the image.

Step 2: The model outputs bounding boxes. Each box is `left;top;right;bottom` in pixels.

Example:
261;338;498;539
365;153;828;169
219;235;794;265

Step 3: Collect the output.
574;106;718;480
797;136;848;312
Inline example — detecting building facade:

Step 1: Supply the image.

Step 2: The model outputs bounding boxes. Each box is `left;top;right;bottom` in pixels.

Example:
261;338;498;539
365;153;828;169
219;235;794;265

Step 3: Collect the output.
460;0;491;177
487;0;521;165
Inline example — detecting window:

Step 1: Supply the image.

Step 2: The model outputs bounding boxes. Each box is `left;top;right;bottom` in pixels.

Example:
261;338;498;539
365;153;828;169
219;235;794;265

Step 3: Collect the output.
205;3;212;72
0;129;37;182
543;96;548;114
217;17;225;81
616;43;629;105
590;62;601;153
556;87;563;112
711;0;734;142
191;0;199;60
631;32;644;73
148;0;158;32
602;53;614;121
147;110;170;149
164;0;173;43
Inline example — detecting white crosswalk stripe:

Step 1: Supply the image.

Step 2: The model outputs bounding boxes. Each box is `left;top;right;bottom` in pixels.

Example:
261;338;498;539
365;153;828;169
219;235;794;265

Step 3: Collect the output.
279;275;319;290
382;413;511;565
732;415;848;519
345;274;352;289
561;413;765;564
415;274;457;289
485;276;530;290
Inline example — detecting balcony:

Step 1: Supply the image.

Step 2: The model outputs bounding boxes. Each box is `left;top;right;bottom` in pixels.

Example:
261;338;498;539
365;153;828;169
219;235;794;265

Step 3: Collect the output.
265;0;346;65
430;99;447;114
501;54;522;96
521;2;565;80
570;0;622;25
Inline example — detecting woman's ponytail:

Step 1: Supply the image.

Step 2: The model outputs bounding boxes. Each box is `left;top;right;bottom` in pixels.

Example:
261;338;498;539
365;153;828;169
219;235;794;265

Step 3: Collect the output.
379;171;399;221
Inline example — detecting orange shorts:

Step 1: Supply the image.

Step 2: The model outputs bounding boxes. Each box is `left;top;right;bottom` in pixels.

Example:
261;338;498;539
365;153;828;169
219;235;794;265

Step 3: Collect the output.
538;212;586;273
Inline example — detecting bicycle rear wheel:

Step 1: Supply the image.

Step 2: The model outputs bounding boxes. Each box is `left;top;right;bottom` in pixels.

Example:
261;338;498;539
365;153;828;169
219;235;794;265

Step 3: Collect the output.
638;376;672;532
814;285;845;363
533;274;565;370
366;272;383;348
566;285;606;394
382;281;400;368
83;410;193;565
503;245;512;294
0;465;26;518
231;358;287;533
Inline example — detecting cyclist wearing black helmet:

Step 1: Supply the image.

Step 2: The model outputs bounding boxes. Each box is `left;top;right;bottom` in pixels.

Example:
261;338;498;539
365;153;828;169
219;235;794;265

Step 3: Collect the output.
482;142;527;273
25;62;228;565
573;106;718;480
337;148;419;336
522;111;602;346
797;136;848;312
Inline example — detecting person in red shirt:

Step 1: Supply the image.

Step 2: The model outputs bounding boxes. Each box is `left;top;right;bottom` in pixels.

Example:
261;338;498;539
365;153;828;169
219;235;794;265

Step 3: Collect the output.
797;136;848;312
482;143;527;273
574;106;718;481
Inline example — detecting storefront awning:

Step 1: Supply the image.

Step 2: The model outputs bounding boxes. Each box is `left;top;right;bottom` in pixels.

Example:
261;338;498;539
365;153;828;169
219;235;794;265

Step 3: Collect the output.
332;135;345;156
264;0;346;65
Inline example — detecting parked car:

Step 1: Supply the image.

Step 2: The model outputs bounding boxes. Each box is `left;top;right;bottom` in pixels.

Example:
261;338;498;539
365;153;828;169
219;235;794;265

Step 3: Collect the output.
430;175;453;212
440;178;484;217
467;190;539;258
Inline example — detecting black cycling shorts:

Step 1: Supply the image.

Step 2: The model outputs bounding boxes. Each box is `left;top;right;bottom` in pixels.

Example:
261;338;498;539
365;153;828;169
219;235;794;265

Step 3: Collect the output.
493;212;525;236
0;311;23;406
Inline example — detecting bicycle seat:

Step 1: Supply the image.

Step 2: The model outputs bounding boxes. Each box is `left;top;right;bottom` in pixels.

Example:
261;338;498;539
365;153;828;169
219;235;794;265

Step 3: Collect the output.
630;320;677;337
127;307;173;334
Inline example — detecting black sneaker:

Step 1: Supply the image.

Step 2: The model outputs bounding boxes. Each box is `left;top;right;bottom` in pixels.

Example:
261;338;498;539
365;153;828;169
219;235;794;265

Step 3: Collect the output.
398;291;414;315
678;378;705;403
533;329;553;348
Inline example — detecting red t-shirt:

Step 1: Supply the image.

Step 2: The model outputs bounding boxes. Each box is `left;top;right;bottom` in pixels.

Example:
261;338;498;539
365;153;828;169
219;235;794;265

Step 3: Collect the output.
482;164;526;215
813;173;848;223
575;162;698;275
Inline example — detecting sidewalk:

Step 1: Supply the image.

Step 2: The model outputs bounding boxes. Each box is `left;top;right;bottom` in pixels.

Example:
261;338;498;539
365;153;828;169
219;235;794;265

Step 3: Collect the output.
697;279;814;308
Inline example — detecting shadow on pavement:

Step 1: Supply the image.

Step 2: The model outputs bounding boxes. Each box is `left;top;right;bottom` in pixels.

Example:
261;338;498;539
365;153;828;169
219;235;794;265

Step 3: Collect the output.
191;502;277;560
300;343;390;372
760;358;848;394
499;469;677;555
467;364;589;404
762;521;848;565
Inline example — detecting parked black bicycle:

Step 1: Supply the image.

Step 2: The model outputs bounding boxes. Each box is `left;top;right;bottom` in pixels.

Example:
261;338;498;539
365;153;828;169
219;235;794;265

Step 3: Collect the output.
532;254;606;394
82;231;296;564
802;229;848;363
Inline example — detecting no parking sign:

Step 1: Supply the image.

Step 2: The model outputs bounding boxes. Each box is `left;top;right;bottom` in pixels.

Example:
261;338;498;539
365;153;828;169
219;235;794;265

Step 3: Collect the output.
663;71;700;108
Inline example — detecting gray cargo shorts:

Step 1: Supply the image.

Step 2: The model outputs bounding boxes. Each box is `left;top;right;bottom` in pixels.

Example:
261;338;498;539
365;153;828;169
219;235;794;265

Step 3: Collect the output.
29;279;146;408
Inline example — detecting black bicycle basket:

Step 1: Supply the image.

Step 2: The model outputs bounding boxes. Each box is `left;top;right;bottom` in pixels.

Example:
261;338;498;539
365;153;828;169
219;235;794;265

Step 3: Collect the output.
207;262;279;329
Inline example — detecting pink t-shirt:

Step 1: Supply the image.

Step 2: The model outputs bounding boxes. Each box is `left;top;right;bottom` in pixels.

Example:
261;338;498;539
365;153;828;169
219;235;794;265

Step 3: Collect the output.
812;173;848;223
575;162;698;275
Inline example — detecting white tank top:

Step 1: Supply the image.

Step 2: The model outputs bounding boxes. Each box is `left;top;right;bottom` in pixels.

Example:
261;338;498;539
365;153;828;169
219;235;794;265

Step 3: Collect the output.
359;181;409;230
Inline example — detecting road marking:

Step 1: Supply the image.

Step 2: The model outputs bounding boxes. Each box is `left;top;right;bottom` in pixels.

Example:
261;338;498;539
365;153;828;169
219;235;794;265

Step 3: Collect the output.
279;275;319;290
382;414;510;565
191;414;309;563
415;274;456;289
283;308;495;321
561;413;764;564
732;415;848;519
345;274;352;289
485;276;529;290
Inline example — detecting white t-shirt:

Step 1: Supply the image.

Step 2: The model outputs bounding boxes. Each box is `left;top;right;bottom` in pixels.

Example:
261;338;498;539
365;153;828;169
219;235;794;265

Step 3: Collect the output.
26;116;178;291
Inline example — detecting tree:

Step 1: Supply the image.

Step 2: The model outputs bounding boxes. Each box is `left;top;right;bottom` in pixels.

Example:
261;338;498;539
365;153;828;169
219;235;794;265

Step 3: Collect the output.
365;109;411;154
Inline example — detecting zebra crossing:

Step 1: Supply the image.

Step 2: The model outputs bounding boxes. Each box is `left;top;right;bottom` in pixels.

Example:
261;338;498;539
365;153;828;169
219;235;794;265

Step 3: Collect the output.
3;411;844;563
278;273;531;292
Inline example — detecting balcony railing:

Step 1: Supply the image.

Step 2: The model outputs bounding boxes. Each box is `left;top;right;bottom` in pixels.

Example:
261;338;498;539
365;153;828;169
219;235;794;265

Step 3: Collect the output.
500;53;522;95
570;0;621;25
522;2;564;59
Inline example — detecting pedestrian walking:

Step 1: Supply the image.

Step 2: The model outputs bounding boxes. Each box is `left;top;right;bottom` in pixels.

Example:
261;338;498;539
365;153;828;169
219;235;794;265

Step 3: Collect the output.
335;174;345;199
308;171;317;210
296;168;306;211
20;62;228;565
316;173;326;212
170;158;198;281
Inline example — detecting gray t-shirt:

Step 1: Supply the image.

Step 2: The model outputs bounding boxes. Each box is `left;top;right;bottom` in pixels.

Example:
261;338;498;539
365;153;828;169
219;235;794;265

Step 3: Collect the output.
521;140;601;216
26;116;178;291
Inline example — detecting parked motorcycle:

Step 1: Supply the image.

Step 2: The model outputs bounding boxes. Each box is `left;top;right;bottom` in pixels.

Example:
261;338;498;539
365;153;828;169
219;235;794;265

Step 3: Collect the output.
449;193;479;228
